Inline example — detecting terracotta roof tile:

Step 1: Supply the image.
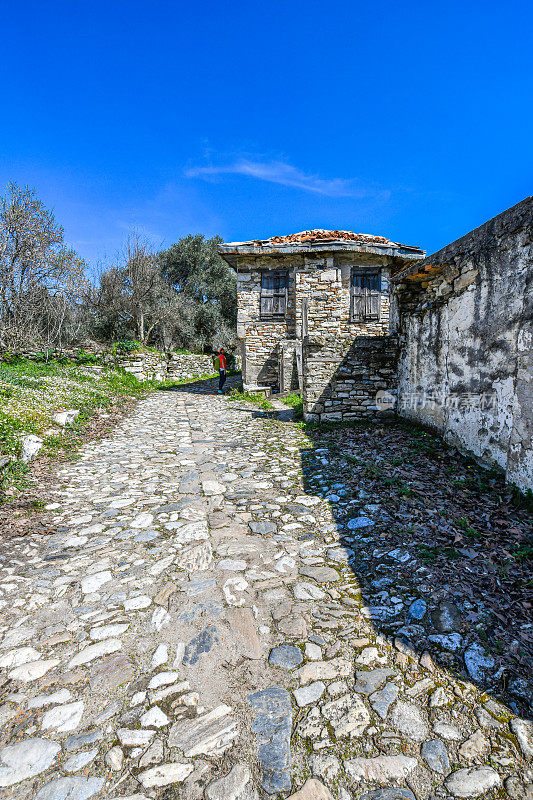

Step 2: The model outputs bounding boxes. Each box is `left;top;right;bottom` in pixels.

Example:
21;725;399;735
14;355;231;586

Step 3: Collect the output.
256;229;390;246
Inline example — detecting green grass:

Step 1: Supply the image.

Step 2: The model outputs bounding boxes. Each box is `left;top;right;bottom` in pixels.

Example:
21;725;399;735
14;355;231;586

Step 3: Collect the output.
511;543;533;562
510;485;533;512
418;544;439;563
404;426;444;457
110;339;143;355
0;358;158;498
418;543;461;563
226;387;274;410
382;475;414;497
455;516;483;541
280;392;303;419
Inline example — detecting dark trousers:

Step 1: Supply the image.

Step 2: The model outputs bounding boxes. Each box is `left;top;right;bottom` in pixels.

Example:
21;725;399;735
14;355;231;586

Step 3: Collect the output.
219;369;226;391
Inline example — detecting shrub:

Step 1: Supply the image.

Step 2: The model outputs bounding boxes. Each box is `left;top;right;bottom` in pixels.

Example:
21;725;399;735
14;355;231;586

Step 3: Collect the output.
111;340;142;356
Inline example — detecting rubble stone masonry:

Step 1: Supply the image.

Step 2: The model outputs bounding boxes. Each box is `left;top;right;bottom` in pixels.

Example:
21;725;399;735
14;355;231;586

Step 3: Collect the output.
236;252;399;400
303;335;399;422
237;259;297;387
296;254;392;339
298;255;398;421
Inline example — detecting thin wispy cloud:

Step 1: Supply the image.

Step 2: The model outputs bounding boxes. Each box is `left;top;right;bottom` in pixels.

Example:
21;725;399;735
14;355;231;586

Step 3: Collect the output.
185;158;385;199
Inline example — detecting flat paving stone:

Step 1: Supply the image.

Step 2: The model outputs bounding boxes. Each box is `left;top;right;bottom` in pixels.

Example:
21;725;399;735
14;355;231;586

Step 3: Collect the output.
360;790;416;800
389;701;429;741
183;625;219;665
294;681;326;708
248;686;292;794
286;778;335;799
355;668;395;695
34;777;104;800
445;767;501;797
249;521;277;535
168;705;238;757
299;565;339;583
41;701;85;732
206;763;257;800
421;739;450;775
269;645;303;669
63;748;99;773
139;762;194;787
0;739;61;787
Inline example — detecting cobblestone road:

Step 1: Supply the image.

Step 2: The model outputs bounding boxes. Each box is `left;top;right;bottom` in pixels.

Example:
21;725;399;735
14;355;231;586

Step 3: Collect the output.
0;385;531;800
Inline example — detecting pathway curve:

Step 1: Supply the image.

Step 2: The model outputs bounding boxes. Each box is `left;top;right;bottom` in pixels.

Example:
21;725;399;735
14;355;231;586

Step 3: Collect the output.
0;385;531;800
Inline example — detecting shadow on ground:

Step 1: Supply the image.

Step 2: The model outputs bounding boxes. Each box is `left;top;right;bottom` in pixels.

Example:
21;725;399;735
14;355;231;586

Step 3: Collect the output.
158;373;242;396
159;374;533;714
297;417;533;717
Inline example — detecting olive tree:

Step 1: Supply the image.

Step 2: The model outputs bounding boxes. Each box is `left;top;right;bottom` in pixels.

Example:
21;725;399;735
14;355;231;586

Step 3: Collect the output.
159;234;236;352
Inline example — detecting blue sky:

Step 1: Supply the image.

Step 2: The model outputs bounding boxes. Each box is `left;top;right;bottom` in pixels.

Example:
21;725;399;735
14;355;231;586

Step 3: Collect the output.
1;0;532;272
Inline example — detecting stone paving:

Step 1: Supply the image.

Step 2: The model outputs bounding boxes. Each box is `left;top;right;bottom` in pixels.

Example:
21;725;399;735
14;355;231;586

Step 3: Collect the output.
0;384;532;800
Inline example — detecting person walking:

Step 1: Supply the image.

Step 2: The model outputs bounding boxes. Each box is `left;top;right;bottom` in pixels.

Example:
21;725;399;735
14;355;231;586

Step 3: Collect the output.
217;347;227;394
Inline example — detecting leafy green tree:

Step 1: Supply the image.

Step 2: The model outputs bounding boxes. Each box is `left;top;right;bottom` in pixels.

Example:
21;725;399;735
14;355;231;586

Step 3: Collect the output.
158;234;236;352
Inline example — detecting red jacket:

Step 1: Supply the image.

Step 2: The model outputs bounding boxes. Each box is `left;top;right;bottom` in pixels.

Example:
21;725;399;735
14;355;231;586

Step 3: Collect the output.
218;352;227;370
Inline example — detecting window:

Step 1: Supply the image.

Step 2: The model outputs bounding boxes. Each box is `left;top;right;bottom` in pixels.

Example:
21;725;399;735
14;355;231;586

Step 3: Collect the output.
351;269;381;322
260;271;288;319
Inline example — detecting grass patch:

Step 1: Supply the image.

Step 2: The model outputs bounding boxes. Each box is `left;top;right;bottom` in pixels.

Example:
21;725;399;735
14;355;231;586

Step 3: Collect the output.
226;388;274;410
0;358;158;499
455;517;483;541
382;475;414;497
510;485;533;512
418;544;439;563
511;543;533;562
280;392;303;419
418;543;461;563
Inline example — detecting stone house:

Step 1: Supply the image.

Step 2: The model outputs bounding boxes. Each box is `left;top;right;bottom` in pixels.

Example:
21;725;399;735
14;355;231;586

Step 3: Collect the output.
218;229;425;415
219;197;532;491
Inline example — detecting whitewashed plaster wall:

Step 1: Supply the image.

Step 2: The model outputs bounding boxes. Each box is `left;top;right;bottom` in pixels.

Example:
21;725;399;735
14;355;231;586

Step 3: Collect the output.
395;198;532;490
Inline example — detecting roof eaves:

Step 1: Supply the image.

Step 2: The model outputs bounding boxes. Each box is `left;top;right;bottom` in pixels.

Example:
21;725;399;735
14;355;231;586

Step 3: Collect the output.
219;240;425;261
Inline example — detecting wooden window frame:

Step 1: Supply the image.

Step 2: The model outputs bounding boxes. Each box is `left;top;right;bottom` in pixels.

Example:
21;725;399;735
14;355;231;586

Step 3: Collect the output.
350;268;381;322
260;270;289;320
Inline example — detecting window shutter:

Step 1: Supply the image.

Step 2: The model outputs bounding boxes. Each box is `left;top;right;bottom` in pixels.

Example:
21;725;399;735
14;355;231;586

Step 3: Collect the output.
260;274;274;316
261;271;288;318
351;269;381;321
260;292;274;316
351;273;365;321
277;282;287;315
366;272;381;320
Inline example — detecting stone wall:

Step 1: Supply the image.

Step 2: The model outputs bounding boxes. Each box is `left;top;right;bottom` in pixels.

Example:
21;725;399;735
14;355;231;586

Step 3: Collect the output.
1;349;226;383
393;197;532;490
166;353;217;382
236;253;395;391
296;255;392;339
303;335;399;422
120;352;225;382
237;260;297;387
116;352;168;382
299;255;398;421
